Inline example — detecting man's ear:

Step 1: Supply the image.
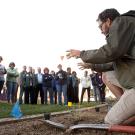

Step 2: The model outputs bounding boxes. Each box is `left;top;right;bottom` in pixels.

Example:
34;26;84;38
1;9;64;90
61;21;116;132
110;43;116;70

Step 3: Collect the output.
107;18;112;26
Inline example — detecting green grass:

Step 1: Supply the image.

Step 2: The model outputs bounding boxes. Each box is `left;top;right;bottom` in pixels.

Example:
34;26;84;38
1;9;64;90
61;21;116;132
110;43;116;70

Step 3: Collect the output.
0;102;99;118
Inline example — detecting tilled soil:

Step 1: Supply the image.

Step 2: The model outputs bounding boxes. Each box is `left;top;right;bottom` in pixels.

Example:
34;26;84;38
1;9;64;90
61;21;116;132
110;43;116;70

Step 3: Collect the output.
51;107;106;126
0;106;134;135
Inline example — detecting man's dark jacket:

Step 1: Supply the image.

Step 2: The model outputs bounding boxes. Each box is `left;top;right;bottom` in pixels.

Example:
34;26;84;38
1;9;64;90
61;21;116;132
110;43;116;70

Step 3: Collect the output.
80;11;135;89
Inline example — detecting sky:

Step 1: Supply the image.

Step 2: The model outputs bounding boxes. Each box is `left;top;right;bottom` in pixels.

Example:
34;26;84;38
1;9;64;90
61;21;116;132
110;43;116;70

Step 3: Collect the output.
0;0;134;73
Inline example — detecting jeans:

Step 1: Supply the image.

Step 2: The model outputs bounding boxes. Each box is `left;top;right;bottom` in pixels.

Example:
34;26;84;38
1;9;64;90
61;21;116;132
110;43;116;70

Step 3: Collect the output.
56;84;67;105
6;81;17;103
92;86;101;102
43;86;53;104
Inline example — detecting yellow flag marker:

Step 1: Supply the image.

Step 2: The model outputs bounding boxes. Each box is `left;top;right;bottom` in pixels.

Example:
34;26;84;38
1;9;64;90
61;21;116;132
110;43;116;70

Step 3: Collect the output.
68;102;72;107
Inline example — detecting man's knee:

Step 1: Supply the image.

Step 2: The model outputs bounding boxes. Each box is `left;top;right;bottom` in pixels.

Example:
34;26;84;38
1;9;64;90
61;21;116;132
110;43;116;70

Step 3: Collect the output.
104;115;111;124
104;112;121;125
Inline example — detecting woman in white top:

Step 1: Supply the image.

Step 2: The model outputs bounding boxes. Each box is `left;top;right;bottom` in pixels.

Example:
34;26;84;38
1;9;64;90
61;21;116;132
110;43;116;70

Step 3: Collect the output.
80;70;91;103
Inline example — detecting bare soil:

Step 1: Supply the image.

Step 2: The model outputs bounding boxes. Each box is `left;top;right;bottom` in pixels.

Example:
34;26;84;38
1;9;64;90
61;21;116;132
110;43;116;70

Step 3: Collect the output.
0;106;133;135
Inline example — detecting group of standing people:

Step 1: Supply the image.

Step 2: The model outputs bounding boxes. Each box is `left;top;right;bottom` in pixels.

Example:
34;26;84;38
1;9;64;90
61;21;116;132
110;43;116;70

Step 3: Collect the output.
80;70;106;104
51;64;80;105
0;55;106;105
0;57;19;104
90;71;106;103
0;58;81;105
10;64;81;105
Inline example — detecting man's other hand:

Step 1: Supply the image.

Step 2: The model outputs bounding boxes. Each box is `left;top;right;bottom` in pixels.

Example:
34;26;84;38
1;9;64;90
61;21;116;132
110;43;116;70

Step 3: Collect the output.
66;49;81;59
78;62;93;70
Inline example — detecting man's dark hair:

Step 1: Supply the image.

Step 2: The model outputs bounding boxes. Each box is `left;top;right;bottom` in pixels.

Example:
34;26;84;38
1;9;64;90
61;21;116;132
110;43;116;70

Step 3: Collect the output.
97;8;120;22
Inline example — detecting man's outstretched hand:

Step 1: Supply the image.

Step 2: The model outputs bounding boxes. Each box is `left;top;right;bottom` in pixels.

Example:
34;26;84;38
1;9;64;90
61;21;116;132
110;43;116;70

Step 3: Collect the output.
66;49;81;59
78;62;93;70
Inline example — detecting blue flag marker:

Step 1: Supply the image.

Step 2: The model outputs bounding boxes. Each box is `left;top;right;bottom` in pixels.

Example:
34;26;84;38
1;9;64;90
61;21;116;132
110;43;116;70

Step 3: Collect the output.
10;101;23;119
